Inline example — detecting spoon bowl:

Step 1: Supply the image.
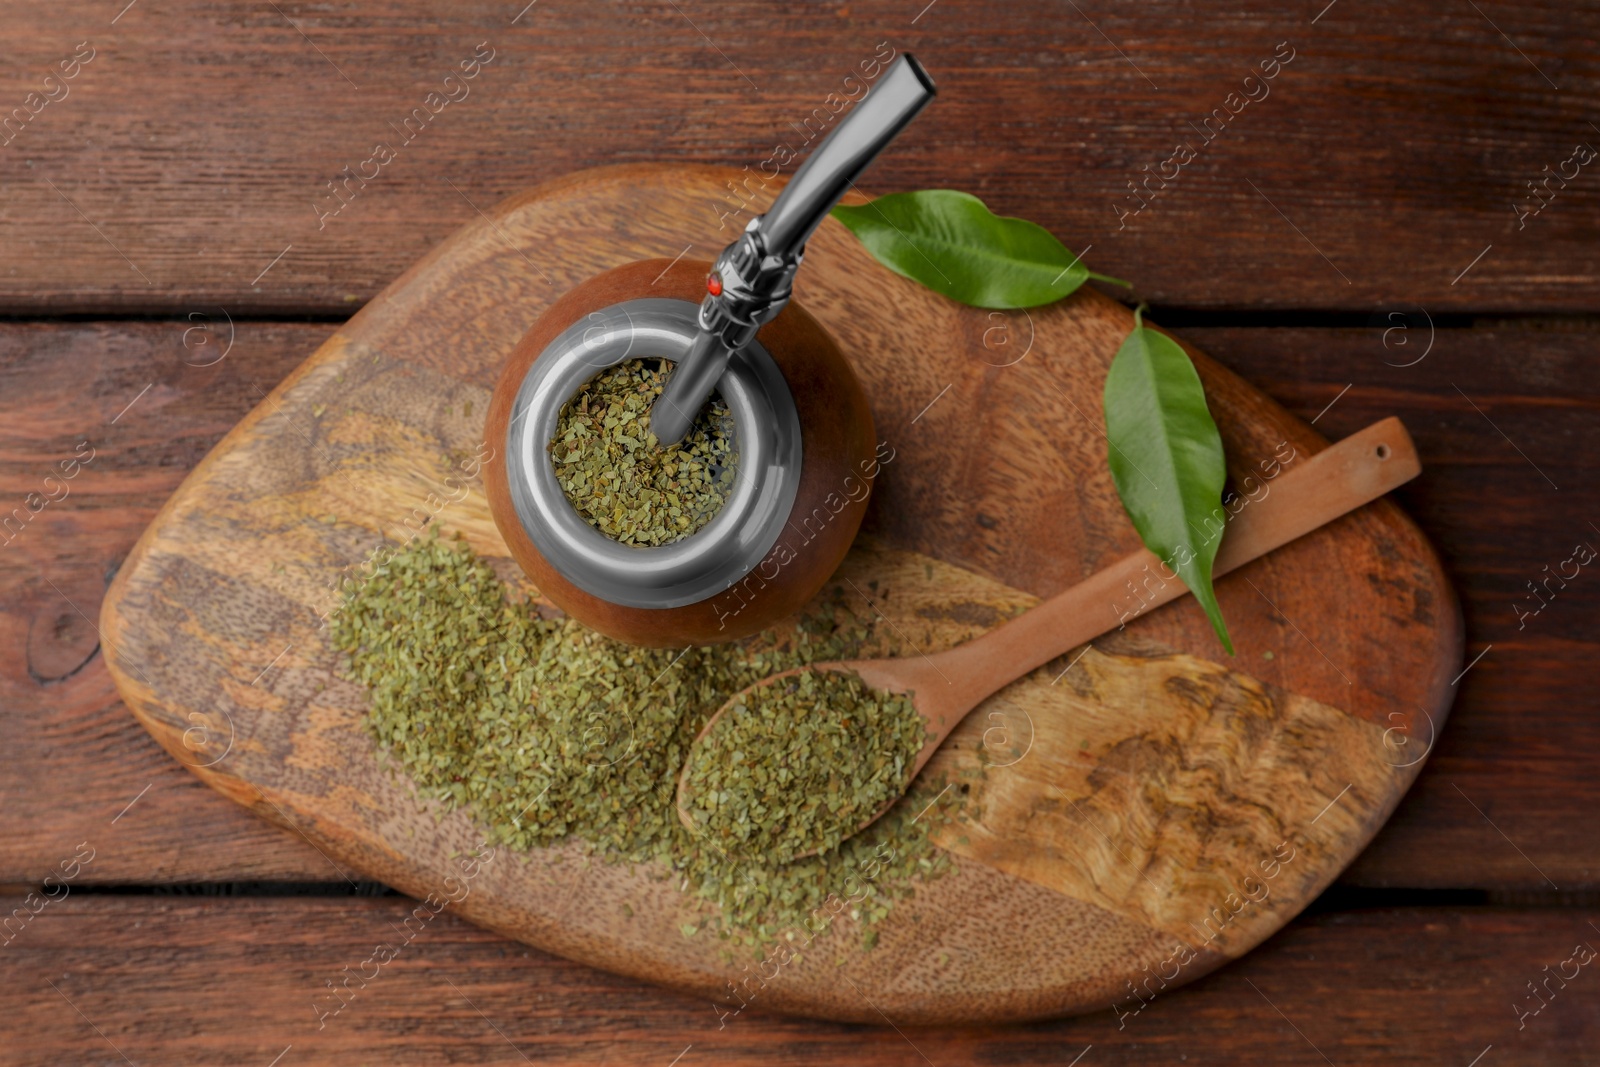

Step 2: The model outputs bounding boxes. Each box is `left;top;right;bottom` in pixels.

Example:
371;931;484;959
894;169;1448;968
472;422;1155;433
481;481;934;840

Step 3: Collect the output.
674;661;920;861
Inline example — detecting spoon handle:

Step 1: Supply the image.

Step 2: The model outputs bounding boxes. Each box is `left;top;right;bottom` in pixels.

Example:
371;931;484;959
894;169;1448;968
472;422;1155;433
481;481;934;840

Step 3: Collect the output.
928;418;1420;712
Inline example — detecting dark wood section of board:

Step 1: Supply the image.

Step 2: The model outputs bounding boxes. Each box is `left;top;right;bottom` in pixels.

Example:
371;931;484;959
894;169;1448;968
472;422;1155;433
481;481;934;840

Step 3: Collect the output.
3;319;1595;892
0;1;1595;314
5;896;1598;1065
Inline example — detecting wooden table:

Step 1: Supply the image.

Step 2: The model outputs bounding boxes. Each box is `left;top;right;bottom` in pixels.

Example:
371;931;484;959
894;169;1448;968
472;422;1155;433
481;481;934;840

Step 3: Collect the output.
2;2;1595;1063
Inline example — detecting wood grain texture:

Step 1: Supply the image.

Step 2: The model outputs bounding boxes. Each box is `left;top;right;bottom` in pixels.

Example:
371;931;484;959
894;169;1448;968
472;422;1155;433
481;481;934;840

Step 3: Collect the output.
2;317;1590;892
0;1;1590;1054
0;321;351;885
91;164;1455;1022
1184;320;1600;890
0;1;1595;314
6;895;1599;1066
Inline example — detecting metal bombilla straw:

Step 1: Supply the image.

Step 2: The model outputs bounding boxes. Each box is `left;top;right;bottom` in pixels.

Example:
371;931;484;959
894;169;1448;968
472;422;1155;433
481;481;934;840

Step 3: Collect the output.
496;54;935;622
648;54;937;446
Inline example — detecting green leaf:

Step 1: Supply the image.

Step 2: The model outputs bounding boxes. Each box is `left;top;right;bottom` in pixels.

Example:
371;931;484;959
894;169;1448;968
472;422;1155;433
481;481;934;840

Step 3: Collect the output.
1103;308;1233;653
830;190;1125;309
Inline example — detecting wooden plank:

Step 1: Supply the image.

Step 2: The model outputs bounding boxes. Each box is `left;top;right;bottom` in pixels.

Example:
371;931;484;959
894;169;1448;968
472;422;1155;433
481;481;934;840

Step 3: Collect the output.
2;318;1594;892
0;322;337;883
4;895;1598;1064
0;1;1593;314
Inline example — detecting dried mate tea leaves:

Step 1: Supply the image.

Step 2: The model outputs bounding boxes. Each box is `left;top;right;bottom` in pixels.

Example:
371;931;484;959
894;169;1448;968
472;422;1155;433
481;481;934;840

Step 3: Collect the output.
678;772;956;956
551;358;736;546
683;669;927;864
330;531;961;955
332;530;717;860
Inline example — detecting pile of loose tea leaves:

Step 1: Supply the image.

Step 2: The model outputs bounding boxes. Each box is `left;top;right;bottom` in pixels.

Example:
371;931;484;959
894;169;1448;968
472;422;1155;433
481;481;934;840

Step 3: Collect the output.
331;531;962;955
683;669;927;864
551;358;736;546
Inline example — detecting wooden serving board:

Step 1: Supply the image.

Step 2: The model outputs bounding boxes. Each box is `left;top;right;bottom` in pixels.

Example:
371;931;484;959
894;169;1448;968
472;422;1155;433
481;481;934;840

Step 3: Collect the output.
99;164;1461;1025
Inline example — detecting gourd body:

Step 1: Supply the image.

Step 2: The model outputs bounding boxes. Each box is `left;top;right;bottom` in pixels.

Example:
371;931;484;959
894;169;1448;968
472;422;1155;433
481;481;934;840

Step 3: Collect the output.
483;257;877;646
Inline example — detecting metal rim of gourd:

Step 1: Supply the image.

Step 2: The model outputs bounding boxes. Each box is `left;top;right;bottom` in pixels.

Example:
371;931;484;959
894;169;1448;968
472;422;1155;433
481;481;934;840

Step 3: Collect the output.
505;297;803;610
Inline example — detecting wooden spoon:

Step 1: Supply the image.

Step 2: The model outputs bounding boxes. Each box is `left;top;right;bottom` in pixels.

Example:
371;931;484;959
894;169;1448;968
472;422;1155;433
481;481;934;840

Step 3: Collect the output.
677;417;1421;854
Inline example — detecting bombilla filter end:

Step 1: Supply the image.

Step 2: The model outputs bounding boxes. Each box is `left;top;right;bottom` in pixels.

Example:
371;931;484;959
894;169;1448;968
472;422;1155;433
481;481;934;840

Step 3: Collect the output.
648;328;730;447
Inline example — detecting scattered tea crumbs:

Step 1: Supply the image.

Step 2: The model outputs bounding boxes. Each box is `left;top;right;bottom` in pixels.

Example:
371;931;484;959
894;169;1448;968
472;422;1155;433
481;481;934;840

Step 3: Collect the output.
684;669;926;863
551;358;736;546
331;531;957;954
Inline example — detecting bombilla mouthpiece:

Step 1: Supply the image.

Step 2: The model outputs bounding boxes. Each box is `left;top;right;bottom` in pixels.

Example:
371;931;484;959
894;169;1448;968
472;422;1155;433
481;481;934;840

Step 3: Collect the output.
649;54;936;446
759;54;937;258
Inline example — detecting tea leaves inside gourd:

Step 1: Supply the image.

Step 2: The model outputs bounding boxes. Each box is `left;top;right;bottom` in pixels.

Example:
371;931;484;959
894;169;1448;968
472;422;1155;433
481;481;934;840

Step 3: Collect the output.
552;358;736;546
